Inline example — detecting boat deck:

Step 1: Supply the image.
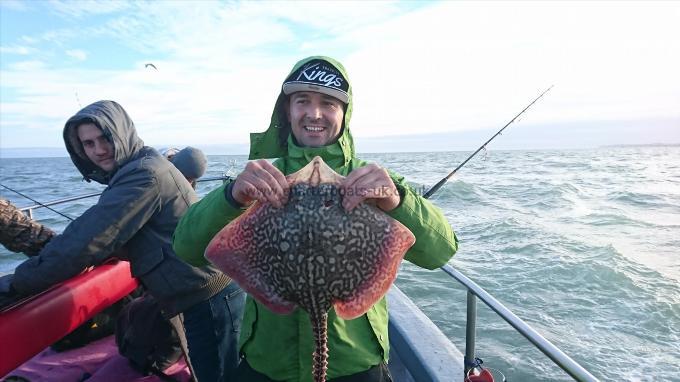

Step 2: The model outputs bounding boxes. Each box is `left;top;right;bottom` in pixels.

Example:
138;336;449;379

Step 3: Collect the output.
387;286;464;381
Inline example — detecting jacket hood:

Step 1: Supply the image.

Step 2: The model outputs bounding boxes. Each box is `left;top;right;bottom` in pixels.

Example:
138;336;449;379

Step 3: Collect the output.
248;56;355;163
63;100;144;184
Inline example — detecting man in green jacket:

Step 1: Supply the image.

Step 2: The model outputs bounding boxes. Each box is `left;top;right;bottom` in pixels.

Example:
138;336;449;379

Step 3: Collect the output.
173;56;458;382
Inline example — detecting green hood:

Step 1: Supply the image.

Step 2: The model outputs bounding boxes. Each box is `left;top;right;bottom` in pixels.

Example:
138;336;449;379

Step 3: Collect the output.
248;56;355;163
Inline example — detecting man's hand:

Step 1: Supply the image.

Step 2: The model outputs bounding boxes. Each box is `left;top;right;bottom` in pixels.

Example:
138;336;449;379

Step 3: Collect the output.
341;164;400;212
231;160;289;208
0;274;14;294
0;274;21;309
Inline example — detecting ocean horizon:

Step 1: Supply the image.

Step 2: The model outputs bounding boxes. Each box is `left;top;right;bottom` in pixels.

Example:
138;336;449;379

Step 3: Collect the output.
3;116;679;159
2;142;680;160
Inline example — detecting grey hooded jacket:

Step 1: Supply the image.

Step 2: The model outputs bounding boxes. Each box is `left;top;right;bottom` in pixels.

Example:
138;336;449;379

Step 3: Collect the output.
10;100;230;316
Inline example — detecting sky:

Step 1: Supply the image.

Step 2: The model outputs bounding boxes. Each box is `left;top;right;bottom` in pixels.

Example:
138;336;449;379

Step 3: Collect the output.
1;0;679;157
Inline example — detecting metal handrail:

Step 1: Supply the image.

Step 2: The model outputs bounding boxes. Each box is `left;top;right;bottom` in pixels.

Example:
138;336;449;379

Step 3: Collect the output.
19;192;103;214
11;175;597;380
18;175;232;217
440;264;599;382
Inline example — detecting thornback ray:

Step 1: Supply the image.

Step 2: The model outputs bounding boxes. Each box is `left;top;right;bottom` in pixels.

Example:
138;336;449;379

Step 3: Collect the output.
205;156;415;382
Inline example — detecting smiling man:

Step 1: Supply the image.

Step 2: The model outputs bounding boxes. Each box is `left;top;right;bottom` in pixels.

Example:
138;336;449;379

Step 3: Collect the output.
286;91;343;148
173;56;459;382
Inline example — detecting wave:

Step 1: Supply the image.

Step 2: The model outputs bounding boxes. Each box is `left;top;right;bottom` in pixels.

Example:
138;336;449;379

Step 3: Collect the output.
607;190;679;209
579;211;659;228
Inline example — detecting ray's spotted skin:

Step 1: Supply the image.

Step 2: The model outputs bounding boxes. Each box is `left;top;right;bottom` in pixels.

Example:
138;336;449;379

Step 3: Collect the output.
205;156;415;382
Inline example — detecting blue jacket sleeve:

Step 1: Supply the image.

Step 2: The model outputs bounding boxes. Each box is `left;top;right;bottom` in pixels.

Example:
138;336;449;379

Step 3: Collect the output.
11;164;161;295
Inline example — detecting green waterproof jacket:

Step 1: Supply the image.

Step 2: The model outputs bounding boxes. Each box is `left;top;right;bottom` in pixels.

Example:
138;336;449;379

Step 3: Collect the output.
172;56;458;381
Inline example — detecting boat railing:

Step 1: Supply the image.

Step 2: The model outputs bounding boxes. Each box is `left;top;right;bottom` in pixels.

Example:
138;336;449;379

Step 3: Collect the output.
440;264;600;381
14;178;599;381
18;175;233;219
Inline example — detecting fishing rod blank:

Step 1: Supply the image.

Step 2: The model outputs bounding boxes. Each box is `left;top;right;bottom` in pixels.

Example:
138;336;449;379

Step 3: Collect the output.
16;175;234;213
422;85;554;200
1;184;75;221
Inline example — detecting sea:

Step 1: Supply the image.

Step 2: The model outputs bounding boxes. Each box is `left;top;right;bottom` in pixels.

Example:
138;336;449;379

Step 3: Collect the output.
1;147;679;382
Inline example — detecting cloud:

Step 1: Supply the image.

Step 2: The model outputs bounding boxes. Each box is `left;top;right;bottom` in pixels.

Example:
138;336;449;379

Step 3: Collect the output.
48;0;131;18
7;60;48;71
65;49;87;61
341;1;680;138
1;1;679;151
0;0;29;12
0;45;32;55
19;36;39;44
38;28;78;46
1;1;419;148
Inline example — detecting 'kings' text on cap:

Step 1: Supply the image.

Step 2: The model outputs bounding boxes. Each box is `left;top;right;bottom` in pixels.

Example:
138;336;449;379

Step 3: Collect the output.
295;62;343;89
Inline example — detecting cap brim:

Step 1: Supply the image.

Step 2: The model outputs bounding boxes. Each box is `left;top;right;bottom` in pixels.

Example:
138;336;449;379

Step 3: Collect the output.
283;82;349;104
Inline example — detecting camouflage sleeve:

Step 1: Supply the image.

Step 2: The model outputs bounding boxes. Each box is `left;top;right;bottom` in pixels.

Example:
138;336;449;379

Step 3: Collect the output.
0;199;55;257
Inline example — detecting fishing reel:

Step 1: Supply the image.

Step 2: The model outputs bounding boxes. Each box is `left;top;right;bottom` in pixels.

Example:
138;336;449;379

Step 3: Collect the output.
465;357;507;382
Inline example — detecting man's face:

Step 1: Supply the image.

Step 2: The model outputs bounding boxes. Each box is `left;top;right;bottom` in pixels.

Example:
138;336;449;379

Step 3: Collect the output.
286;91;344;148
77;123;116;172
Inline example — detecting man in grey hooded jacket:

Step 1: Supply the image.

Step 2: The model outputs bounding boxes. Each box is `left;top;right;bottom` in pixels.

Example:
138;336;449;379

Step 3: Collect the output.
0;100;244;381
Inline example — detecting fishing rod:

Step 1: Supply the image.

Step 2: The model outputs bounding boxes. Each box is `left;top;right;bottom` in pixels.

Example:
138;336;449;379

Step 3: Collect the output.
1;184;75;221
422;85;554;200
15;175;233;213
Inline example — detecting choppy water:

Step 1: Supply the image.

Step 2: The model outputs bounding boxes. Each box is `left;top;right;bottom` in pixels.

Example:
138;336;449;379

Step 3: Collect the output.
1;147;679;381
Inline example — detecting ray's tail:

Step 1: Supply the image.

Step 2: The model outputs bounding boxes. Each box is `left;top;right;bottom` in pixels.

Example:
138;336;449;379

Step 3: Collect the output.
310;310;329;382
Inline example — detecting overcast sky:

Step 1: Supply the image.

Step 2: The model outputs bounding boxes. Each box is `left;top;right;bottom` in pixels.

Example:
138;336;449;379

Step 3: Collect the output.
1;0;679;156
